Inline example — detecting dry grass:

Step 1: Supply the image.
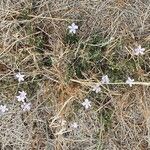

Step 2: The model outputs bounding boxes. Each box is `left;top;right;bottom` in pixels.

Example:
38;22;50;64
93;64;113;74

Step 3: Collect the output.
0;0;150;150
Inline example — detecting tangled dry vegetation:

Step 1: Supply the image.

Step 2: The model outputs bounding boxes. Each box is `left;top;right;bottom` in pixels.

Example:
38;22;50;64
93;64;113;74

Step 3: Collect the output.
0;0;150;149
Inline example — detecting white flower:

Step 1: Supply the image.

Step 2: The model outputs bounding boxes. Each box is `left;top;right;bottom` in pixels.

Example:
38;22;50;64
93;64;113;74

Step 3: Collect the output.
101;75;110;84
21;102;31;111
126;77;134;87
60;119;66;126
82;99;91;109
15;72;25;82
71;122;79;129
16;91;27;102
68;23;78;34
134;45;145;55
0;104;8;114
92;83;101;93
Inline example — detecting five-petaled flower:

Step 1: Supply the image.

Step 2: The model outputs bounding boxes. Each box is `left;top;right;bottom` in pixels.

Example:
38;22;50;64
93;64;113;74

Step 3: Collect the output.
92;83;101;93
71;122;79;129
126;77;134;87
82;99;91;109
60;119;67;126
101;75;110;84
134;45;145;55
21;102;31;111
0;104;8;114
15;72;25;82
16;91;27;102
68;23;78;34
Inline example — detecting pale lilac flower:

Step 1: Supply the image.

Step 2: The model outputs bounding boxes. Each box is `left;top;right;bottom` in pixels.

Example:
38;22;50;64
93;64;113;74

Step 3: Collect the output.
92;83;101;93
21;102;31;111
126;77;134;87
16;91;27;102
134;45;145;55
15;72;25;82
0;104;8;114
68;23;78;34
101;75;110;84
71;122;79;129
82;99;91;109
